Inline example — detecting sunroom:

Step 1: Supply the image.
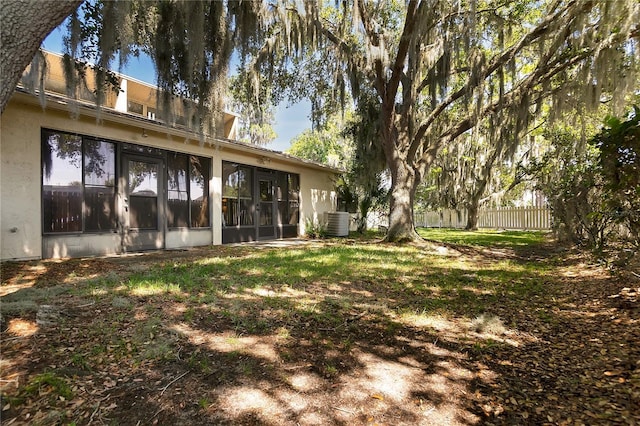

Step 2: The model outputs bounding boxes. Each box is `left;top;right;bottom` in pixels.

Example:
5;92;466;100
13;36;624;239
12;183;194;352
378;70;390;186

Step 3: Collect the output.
0;52;340;260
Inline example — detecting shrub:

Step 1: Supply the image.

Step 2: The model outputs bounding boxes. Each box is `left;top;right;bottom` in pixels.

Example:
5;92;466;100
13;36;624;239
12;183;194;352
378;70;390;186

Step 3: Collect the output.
305;218;328;239
527;106;639;259
592;106;640;251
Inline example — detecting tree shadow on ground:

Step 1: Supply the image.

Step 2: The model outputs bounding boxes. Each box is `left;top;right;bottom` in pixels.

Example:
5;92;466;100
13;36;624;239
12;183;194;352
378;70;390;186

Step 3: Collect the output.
1;241;638;425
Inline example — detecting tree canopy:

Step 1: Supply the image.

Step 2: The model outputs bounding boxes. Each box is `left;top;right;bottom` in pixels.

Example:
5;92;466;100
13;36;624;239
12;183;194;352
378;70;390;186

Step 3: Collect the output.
2;0;639;243
325;1;637;240
61;0;271;135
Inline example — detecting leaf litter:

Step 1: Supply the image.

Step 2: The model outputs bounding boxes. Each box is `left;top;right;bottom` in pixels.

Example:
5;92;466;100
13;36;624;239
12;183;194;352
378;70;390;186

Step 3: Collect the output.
0;239;638;425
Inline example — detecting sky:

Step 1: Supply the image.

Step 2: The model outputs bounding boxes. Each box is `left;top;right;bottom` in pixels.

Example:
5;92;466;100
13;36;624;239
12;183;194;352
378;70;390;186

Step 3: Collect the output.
41;27;312;153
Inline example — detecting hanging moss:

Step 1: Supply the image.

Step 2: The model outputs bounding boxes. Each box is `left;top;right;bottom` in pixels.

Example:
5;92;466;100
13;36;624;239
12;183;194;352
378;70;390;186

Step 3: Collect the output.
57;0;269;141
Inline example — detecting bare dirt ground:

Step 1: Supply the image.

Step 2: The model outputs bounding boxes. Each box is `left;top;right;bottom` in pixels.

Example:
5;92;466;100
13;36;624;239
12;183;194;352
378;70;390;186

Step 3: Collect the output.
1;240;638;425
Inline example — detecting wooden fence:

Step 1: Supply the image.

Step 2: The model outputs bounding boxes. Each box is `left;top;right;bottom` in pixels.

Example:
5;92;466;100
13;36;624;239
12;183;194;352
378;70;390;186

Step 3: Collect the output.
415;206;552;230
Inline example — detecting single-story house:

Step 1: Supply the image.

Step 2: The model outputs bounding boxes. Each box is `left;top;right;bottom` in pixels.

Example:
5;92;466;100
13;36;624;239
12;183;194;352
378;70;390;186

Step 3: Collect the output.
0;52;340;260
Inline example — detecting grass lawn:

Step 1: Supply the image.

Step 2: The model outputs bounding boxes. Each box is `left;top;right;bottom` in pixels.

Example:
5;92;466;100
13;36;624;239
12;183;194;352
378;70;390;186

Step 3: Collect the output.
418;227;549;247
1;230;638;425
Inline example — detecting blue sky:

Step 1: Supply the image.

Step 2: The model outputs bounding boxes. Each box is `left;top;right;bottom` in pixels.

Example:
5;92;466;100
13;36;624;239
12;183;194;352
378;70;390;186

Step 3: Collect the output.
41;27;311;153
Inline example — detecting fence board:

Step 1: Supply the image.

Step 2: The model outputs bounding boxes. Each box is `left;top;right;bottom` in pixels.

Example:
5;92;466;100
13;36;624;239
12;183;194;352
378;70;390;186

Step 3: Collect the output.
416;207;551;230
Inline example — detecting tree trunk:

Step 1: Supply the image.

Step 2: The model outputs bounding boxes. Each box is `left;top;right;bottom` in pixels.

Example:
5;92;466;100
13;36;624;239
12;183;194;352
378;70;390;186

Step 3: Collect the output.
0;0;82;113
465;196;480;230
385;159;422;243
357;197;372;234
465;158;494;230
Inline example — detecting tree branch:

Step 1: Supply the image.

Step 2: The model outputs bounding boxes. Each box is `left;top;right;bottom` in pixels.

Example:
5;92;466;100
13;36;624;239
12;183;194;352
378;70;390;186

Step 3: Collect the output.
385;0;419;108
409;0;592;161
356;0;380;47
435;47;594;153
312;17;381;99
354;0;388;98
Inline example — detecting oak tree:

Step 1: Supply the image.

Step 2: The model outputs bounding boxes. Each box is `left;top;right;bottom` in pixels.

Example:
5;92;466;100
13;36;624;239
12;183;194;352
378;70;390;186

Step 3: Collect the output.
266;0;640;241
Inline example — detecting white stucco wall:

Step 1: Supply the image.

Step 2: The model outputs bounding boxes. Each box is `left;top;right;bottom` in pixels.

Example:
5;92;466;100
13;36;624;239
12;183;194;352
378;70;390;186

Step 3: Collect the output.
1;93;338;260
1;101;43;260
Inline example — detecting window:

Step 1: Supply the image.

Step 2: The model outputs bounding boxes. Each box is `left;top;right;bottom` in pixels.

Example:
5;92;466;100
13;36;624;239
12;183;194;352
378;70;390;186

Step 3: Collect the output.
222;162;300;230
84;139;116;231
277;172;288;225
222;163;238;227
237;167;253;226
190;156;210;227
43;130;118;233
42;130;211;235
167;154;189;227
42;131;83;232
222;162;253;227
167;153;210;228
128;101;144;115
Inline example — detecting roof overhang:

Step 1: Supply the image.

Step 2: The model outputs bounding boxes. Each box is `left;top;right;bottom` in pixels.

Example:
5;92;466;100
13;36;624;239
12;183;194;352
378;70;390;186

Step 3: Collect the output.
10;88;343;175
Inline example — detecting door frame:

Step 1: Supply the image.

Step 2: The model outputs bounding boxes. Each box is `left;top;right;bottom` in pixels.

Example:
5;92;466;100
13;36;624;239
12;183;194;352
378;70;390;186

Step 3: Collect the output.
256;171;277;240
119;153;165;252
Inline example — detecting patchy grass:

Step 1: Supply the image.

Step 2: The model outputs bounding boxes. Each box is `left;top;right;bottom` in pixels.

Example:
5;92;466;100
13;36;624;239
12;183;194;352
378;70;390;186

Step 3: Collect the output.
1;231;638;425
418;227;549;247
22;372;73;401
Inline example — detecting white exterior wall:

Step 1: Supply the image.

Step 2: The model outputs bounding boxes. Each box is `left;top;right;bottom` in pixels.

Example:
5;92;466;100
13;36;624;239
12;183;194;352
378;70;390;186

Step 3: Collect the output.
1;101;43;260
302;169;338;230
1;94;338;260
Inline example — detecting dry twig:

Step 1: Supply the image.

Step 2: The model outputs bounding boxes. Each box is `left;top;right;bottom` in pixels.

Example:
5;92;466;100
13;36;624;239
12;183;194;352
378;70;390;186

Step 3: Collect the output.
159;372;188;396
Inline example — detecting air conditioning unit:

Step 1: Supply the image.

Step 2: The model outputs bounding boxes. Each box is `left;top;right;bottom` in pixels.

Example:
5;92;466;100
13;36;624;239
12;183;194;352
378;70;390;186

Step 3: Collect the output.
325;212;350;237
